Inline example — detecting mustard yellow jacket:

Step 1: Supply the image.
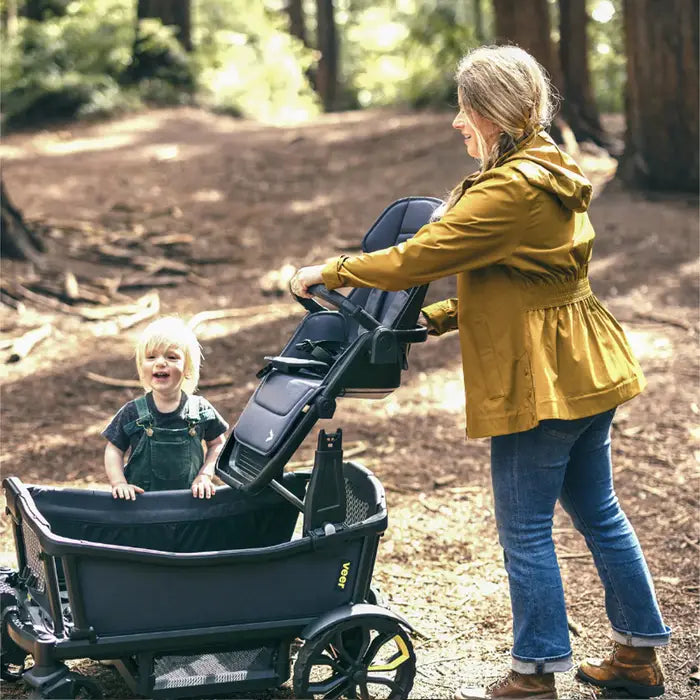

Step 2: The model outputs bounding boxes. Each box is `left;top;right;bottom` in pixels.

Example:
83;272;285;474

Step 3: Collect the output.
321;131;645;438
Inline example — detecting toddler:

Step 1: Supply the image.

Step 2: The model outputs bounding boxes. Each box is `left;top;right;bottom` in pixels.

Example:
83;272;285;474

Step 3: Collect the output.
103;317;229;500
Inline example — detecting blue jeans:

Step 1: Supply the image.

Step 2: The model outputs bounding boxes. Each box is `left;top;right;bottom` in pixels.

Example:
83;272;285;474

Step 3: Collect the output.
490;409;670;674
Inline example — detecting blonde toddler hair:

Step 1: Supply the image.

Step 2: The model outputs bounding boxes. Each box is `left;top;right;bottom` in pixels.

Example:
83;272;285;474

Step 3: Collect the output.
445;44;558;210
135;316;202;393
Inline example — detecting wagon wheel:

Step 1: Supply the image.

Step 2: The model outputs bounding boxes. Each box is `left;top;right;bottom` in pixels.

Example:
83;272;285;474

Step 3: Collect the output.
0;642;27;683
30;673;104;699
293;616;415;699
0;622;28;681
1;587;28;682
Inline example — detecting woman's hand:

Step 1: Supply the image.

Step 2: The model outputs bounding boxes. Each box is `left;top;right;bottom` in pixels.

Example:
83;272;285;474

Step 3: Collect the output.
111;482;144;500
289;265;325;298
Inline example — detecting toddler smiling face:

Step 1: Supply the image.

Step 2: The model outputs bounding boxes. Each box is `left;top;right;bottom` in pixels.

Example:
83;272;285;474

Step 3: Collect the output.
142;343;186;397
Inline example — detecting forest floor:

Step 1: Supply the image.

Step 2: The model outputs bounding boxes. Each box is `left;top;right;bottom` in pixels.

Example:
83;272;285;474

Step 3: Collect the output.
0;107;698;699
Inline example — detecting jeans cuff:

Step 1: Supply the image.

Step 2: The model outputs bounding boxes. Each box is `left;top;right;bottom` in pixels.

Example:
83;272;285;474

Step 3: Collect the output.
511;654;573;674
611;625;671;647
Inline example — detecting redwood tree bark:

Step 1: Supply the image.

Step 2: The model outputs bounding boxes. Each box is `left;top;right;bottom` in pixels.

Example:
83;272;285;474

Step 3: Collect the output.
1;179;45;266
287;0;309;47
492;0;566;142
492;0;562;89
137;0;191;51
315;0;338;112
621;0;699;191
558;0;607;147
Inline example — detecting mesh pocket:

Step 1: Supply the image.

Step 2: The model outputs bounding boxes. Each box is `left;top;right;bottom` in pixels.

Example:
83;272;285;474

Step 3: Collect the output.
21;522;46;593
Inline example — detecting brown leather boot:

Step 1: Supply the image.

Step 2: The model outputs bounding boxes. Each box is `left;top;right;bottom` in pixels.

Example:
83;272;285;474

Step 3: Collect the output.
577;642;665;697
454;670;557;699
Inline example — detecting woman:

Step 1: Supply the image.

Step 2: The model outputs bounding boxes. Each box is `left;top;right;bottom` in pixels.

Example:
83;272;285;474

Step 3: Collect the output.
290;45;670;700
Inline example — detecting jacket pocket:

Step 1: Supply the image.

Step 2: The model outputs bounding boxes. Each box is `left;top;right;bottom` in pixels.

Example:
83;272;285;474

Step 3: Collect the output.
473;316;505;400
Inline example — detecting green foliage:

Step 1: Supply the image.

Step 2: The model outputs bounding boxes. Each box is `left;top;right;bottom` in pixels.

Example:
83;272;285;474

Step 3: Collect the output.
587;0;625;113
193;0;319;123
1;0;137;128
0;0;625;130
126;19;196;102
341;1;484;109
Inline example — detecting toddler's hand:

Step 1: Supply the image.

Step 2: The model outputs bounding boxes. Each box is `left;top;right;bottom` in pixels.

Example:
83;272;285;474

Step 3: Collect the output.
192;474;216;499
111;483;144;500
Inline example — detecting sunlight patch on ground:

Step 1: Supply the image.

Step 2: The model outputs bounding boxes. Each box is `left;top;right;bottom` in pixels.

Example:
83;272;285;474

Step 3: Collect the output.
191;188;224;203
118;141;212;163
98;112;176;135
289;193;332;213
356;365;465;418
0;422;108;466
35;133;135;156
625;329;673;360
588;251;624;277
0;144;27;160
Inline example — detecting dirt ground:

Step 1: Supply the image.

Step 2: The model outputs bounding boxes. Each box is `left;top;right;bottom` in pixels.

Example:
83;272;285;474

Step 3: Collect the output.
0;107;698;699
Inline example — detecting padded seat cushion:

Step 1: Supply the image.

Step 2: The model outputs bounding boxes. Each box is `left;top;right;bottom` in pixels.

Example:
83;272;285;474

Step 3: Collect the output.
235;373;322;455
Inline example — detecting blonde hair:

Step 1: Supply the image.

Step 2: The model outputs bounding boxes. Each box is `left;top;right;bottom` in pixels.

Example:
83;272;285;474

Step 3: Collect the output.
135;317;202;393
445;44;558;210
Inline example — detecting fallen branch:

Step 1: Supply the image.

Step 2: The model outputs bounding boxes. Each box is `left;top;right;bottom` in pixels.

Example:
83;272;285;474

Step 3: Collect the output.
24;278;111;306
114;274;182;291
0;289;24;310
187;304;298;330
86;371;236;389
116;291;160;330
6;324;51;363
148;233;194;246
137;257;190;275
618;311;694;331
567;618;583;637
3;281;100;316
682;534;700;553
85;372;141;388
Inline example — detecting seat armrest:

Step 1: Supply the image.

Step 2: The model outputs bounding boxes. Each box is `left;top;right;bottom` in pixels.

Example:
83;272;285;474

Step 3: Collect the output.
264;356;330;374
392;326;428;343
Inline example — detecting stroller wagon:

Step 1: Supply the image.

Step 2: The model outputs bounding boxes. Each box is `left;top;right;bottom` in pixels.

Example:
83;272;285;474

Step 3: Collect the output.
1;196;443;700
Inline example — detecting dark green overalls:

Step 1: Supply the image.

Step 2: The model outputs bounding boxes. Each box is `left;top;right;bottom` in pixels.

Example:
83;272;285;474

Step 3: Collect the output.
123;395;206;491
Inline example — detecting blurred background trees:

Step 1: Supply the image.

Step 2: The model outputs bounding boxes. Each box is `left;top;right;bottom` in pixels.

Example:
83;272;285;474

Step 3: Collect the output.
0;0;697;194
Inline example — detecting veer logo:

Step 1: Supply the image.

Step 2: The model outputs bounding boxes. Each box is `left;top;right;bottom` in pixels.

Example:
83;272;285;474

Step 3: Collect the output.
265;429;274;443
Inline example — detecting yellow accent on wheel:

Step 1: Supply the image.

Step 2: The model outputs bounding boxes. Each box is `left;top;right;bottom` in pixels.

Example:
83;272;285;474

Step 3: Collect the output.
367;635;410;672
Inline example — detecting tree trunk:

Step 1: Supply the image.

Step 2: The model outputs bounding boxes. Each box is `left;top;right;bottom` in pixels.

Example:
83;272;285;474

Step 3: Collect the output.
315;0;338;112
492;0;562;89
287;0;309;47
473;0;485;43
1;179;45;266
1;0;18;37
492;0;567;142
621;0;699;191
137;0;191;51
558;0;608;148
22;0;68;21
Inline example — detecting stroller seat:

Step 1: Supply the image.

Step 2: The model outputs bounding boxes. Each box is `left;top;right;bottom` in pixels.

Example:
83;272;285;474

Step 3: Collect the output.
216;196;443;496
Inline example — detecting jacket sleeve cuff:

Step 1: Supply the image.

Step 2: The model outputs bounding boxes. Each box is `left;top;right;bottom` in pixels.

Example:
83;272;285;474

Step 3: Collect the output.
421;300;459;335
321;256;350;290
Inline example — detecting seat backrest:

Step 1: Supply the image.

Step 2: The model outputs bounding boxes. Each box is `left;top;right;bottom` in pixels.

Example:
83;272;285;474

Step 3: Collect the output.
346;196;444;337
216;196;443;493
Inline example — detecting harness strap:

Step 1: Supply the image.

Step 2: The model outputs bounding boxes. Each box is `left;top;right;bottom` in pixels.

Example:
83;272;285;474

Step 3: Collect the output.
134;395;152;421
186;395;200;422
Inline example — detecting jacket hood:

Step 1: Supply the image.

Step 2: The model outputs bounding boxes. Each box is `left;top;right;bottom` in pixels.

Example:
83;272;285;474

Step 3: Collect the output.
503;131;593;213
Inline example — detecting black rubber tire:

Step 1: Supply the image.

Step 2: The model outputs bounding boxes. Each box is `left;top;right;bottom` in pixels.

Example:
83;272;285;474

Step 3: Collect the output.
0;592;28;683
293;616;415;699
38;674;104;699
